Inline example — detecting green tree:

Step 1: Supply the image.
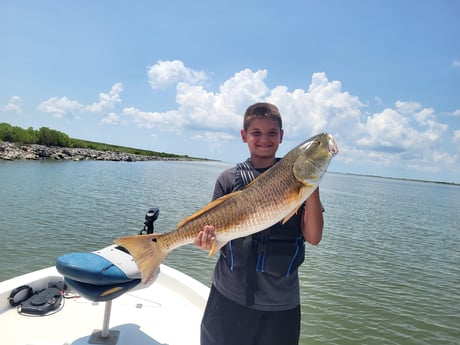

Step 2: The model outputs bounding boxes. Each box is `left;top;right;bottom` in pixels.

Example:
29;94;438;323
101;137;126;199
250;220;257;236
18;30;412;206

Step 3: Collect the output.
0;123;39;144
37;127;71;147
0;123;15;142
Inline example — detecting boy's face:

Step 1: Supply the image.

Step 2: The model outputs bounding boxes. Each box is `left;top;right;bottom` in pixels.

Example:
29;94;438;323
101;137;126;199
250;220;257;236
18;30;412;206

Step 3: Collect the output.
241;117;284;160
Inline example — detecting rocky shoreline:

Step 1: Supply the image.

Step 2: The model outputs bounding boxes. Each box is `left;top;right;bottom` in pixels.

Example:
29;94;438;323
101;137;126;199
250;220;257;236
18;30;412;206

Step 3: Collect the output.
0;141;182;162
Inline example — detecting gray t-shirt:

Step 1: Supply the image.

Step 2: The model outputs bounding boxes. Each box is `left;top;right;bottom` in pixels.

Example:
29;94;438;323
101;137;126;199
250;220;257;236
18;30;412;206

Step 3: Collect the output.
211;164;301;311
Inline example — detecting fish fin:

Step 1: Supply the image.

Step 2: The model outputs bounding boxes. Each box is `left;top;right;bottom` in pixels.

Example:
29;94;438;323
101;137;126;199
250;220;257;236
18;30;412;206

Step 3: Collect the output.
208;239;227;257
177;191;243;228
281;208;300;224
114;234;169;284
280;185;313;224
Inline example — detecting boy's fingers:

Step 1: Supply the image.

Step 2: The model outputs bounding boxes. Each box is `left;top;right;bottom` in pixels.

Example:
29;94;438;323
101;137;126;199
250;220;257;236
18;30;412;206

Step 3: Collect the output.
195;226;216;249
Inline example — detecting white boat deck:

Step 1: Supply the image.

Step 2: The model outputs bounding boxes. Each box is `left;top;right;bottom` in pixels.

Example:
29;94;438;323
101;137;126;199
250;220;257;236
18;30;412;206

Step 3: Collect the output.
0;265;209;345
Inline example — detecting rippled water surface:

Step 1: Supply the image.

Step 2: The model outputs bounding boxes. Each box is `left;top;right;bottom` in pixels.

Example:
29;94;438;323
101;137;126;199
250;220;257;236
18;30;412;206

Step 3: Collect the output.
1;160;459;344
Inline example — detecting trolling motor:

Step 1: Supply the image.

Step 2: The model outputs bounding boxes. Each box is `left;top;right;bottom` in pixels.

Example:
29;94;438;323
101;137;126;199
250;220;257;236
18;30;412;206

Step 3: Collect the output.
139;207;160;234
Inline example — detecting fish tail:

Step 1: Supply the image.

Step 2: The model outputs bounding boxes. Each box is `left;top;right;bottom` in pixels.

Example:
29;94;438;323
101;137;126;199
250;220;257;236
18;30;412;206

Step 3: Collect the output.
114;233;168;284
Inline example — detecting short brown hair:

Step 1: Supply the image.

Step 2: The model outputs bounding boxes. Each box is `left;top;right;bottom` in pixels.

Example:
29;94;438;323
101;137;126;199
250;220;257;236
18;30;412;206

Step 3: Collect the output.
243;102;283;131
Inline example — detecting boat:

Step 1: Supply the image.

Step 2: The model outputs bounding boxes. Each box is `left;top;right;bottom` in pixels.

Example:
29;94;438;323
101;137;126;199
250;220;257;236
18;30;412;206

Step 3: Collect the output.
0;208;210;345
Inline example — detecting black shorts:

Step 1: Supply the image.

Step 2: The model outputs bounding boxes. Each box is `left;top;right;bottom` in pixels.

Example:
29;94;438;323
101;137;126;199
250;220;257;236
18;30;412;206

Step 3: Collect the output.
201;285;301;345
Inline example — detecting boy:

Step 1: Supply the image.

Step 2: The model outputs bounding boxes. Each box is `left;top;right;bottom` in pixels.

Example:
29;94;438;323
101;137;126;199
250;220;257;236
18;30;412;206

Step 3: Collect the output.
195;102;324;345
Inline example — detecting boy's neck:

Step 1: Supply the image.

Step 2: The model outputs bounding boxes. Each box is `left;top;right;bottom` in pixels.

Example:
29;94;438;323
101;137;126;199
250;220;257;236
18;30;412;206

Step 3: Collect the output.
249;157;277;170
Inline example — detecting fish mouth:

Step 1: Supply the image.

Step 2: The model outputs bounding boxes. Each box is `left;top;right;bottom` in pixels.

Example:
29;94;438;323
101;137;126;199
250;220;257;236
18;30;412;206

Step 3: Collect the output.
328;134;339;155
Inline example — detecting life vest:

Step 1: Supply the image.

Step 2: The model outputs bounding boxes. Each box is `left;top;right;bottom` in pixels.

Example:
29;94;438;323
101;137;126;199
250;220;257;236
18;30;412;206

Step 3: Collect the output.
222;160;305;278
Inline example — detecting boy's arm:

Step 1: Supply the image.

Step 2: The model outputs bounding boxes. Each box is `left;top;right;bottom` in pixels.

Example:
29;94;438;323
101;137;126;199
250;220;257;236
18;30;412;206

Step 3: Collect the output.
301;188;324;245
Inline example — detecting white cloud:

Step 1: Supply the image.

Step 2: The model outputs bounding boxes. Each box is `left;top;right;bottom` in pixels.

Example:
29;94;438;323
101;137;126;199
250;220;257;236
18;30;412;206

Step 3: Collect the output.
122;107;183;132
124;68;270;135
453;130;460;146
147;60;207;90
37;96;83;118
452;60;460;68
99;112;121;125
267;72;365;138
395;100;421;114
192;131;236;143
85;83;123;113
37;83;123;118
357;108;411;150
191;131;238;151
217;68;269;107
357;102;448;151
352;100;453;178
126;69;367;148
2;96;22;114
175;68;268;130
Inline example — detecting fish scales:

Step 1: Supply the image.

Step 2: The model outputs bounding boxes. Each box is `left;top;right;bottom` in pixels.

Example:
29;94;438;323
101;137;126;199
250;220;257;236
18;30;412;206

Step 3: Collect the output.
115;133;338;283
177;165;298;240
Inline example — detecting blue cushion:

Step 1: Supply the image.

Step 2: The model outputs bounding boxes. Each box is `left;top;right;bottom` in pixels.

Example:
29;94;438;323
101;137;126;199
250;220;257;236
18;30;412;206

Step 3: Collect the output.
56;252;133;285
64;277;141;302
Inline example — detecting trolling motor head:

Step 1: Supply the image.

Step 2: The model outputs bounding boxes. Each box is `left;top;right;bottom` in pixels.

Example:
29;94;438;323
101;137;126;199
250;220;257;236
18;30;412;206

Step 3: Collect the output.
140;207;160;234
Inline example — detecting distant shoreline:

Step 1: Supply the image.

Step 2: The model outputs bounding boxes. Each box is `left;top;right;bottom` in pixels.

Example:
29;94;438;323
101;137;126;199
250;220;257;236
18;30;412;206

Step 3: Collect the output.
0;122;206;161
329;171;459;187
0;141;205;162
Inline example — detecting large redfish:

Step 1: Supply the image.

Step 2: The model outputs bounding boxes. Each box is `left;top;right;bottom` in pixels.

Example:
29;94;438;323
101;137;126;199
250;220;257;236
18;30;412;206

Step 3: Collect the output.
115;133;338;283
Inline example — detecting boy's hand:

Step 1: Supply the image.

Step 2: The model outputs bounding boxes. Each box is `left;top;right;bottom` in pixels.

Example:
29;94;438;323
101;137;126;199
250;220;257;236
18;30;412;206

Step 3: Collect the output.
194;225;216;250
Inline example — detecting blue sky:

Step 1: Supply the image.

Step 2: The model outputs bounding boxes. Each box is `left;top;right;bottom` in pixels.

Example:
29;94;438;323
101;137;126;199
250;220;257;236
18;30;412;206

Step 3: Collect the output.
1;0;459;183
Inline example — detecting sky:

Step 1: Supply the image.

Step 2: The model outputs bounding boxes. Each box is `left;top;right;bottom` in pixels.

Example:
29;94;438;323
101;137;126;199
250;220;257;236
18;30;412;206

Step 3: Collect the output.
1;0;459;184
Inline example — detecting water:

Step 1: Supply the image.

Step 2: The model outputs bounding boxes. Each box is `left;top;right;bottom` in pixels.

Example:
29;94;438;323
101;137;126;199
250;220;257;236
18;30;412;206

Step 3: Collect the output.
1;160;459;344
